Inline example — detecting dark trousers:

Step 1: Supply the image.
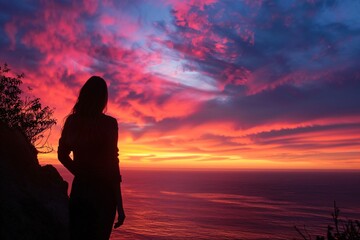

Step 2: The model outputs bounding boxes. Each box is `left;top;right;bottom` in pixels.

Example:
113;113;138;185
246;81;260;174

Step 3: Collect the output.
69;177;116;240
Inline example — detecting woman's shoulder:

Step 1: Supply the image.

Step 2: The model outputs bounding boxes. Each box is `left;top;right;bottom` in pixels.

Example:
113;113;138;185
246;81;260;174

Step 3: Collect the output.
64;114;76;126
66;113;76;120
65;113;117;128
101;114;118;125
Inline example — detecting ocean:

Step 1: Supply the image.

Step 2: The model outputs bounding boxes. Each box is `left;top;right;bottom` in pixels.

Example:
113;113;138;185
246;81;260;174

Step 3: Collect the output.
56;166;360;240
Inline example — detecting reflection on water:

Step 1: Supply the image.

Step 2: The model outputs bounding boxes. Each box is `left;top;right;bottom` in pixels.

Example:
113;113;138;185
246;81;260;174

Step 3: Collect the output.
56;167;360;240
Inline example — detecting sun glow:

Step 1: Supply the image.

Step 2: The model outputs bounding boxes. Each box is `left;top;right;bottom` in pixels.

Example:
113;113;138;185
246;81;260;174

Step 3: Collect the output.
2;0;360;170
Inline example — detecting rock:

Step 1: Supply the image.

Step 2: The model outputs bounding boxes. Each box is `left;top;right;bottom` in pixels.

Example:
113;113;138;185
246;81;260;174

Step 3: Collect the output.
0;123;70;240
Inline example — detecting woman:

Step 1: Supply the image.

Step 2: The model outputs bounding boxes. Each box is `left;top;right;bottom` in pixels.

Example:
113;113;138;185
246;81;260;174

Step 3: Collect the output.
58;76;125;240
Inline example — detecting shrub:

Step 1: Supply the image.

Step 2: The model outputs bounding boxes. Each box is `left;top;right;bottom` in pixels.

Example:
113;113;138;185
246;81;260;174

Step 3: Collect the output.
295;202;360;240
0;63;56;152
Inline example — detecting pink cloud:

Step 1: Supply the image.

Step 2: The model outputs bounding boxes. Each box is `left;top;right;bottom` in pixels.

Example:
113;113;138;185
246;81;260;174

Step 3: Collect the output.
1;0;359;169
4;22;17;50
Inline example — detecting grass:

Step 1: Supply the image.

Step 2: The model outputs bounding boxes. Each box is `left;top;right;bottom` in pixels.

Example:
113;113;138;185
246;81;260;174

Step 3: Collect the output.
295;202;360;240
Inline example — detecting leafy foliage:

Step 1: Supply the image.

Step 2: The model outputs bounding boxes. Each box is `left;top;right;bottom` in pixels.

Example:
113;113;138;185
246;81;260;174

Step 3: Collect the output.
0;63;56;152
295;202;360;240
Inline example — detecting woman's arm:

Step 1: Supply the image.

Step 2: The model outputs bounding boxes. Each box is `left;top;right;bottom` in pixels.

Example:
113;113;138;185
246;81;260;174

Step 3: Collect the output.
114;180;126;228
111;118;126;228
58;142;76;175
58;117;76;175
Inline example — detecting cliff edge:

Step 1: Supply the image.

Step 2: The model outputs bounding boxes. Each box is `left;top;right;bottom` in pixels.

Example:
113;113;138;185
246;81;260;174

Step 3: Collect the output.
0;123;69;240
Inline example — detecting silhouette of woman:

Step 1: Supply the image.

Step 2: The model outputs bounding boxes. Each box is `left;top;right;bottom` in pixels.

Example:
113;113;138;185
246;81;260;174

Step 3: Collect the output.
58;76;125;240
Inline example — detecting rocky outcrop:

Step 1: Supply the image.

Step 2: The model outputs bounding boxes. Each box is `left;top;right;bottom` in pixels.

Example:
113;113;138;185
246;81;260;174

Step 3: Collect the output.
0;123;69;240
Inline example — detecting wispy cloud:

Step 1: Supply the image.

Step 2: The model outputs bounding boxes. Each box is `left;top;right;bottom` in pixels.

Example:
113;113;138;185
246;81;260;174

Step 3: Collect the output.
1;0;359;168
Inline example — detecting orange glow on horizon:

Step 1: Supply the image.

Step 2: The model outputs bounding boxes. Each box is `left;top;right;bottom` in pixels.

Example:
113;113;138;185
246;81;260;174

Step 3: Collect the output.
2;0;360;170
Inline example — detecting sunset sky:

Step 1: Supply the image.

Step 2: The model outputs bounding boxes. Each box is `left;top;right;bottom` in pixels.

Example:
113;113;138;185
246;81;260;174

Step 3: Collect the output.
1;0;360;169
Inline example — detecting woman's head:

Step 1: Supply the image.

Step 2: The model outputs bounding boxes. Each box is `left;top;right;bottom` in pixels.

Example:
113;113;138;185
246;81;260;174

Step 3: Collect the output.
72;76;108;116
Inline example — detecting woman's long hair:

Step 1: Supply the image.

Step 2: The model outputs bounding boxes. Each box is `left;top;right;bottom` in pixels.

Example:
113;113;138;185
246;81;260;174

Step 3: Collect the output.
63;76;108;144
72;76;108;116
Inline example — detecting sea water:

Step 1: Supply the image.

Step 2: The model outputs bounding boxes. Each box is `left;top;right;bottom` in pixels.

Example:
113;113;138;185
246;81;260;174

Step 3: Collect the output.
56;166;360;240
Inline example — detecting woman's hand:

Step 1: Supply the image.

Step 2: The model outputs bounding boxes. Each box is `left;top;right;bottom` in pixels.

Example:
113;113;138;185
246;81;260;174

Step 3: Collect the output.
114;210;126;229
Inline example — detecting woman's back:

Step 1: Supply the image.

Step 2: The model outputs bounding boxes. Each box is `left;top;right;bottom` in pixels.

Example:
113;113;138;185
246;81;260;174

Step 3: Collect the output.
58;76;125;239
59;113;120;182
